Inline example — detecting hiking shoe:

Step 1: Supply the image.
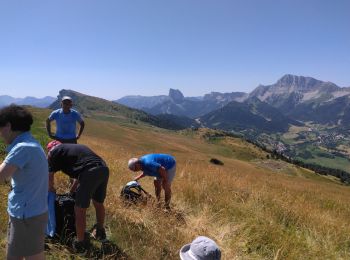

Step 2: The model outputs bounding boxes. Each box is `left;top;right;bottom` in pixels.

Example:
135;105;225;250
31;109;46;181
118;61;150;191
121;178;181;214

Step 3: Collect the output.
72;240;89;254
91;224;107;242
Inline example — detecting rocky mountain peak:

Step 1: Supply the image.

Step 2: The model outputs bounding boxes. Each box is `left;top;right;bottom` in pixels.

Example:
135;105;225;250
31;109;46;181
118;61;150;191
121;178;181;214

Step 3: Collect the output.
276;74;321;91
277;74;299;84
203;92;222;100
169;88;184;103
275;74;341;94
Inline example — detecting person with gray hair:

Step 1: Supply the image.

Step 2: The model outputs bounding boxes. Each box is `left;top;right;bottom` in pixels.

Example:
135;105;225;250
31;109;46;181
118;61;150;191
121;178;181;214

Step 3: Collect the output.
180;236;221;260
128;153;176;209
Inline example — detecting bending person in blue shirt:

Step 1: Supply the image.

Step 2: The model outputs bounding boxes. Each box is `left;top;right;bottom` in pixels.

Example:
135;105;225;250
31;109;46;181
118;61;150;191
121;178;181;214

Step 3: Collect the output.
46;95;85;144
0;105;48;260
128;154;176;209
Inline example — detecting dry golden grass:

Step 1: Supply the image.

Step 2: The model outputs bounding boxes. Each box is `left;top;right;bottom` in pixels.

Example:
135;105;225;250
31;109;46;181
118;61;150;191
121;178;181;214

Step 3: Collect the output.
77;118;350;259
1;113;350;259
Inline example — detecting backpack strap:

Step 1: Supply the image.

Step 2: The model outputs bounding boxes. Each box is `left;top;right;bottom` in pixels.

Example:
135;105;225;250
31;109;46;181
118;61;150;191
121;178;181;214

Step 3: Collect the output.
139;186;149;196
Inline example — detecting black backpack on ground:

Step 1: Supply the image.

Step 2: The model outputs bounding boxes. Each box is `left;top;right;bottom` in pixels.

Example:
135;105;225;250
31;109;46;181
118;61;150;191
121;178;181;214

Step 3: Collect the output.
55;193;76;243
120;181;149;203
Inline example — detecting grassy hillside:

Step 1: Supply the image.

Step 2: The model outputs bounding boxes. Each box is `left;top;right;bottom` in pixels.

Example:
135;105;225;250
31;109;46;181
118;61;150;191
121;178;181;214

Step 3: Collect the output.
1;107;350;259
48;89;193;130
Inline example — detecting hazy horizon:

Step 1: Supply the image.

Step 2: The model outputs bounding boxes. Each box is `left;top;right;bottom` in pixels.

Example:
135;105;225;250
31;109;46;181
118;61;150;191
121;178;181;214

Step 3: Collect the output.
2;72;350;101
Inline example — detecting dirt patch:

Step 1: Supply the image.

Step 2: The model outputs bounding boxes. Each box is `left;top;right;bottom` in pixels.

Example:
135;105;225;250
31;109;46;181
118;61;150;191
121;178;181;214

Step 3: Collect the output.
254;160;290;173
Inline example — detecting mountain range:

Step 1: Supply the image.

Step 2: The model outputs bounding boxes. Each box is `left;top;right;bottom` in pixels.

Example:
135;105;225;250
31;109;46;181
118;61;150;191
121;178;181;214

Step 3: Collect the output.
249;74;350;127
3;74;350;132
116;74;350;130
116;88;248;118
0;95;56;108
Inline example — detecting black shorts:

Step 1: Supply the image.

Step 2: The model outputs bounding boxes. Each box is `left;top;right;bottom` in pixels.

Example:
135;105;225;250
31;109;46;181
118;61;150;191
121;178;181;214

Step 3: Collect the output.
75;165;109;208
56;138;77;144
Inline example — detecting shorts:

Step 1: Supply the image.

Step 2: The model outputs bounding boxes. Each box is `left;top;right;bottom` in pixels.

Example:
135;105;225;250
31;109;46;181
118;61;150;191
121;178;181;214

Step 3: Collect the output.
7;212;48;257
154;164;176;183
75;165;109;208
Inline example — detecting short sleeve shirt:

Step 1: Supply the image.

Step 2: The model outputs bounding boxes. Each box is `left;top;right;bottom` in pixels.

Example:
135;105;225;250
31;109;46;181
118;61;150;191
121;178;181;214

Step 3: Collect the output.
48;144;105;178
139;154;176;178
48;108;83;139
4;132;48;219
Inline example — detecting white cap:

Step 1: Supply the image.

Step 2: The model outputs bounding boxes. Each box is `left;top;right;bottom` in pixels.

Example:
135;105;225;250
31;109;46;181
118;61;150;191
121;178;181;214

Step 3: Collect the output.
61;96;72;101
128;158;139;171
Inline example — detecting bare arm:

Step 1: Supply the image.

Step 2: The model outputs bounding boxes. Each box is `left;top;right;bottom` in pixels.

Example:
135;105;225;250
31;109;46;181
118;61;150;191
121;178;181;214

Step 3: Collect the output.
46;118;55;139
134;172;145;181
49;172;56;192
0;162;17;183
76;120;85;139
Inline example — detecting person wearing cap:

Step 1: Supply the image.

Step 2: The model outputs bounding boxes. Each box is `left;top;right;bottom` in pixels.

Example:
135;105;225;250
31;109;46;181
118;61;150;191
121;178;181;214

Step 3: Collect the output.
47;141;109;253
0;105;48;260
180;236;221;260
128;154;176;209
46;95;85;144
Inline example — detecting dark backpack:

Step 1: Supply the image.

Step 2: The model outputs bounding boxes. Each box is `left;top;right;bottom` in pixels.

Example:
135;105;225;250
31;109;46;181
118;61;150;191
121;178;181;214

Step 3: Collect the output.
55;193;76;243
120;181;148;203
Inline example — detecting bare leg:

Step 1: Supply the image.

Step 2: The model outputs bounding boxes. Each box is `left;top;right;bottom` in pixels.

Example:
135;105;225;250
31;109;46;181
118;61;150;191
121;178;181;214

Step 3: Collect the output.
154;179;162;202
92;200;105;229
74;206;87;241
162;181;172;209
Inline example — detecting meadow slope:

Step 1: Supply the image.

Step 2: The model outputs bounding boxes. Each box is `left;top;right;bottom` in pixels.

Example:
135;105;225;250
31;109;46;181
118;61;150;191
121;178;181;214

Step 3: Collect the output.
1;108;350;259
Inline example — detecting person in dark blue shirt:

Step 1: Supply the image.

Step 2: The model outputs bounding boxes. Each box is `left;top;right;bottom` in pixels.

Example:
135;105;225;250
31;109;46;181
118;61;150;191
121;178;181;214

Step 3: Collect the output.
128;154;176;209
47;141;109;253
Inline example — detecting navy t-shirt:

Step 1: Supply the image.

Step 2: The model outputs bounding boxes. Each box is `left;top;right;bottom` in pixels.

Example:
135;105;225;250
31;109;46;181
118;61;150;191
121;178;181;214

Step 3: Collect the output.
48;144;105;178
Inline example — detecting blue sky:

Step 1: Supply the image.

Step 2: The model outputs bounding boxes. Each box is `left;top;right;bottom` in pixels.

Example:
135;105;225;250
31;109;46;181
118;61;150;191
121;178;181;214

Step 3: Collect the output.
0;0;349;100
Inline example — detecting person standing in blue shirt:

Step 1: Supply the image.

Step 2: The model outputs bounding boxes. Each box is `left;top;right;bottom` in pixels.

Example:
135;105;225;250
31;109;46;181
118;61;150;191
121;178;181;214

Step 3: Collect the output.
46;96;85;144
0;105;48;260
128;154;176;209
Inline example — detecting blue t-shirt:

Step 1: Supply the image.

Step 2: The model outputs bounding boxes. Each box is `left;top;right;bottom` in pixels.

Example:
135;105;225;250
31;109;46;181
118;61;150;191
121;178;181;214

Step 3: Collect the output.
140;154;176;178
4;132;48;219
48;108;83;139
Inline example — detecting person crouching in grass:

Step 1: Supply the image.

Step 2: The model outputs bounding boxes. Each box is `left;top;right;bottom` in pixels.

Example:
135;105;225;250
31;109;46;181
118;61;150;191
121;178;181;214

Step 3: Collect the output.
0;105;48;260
